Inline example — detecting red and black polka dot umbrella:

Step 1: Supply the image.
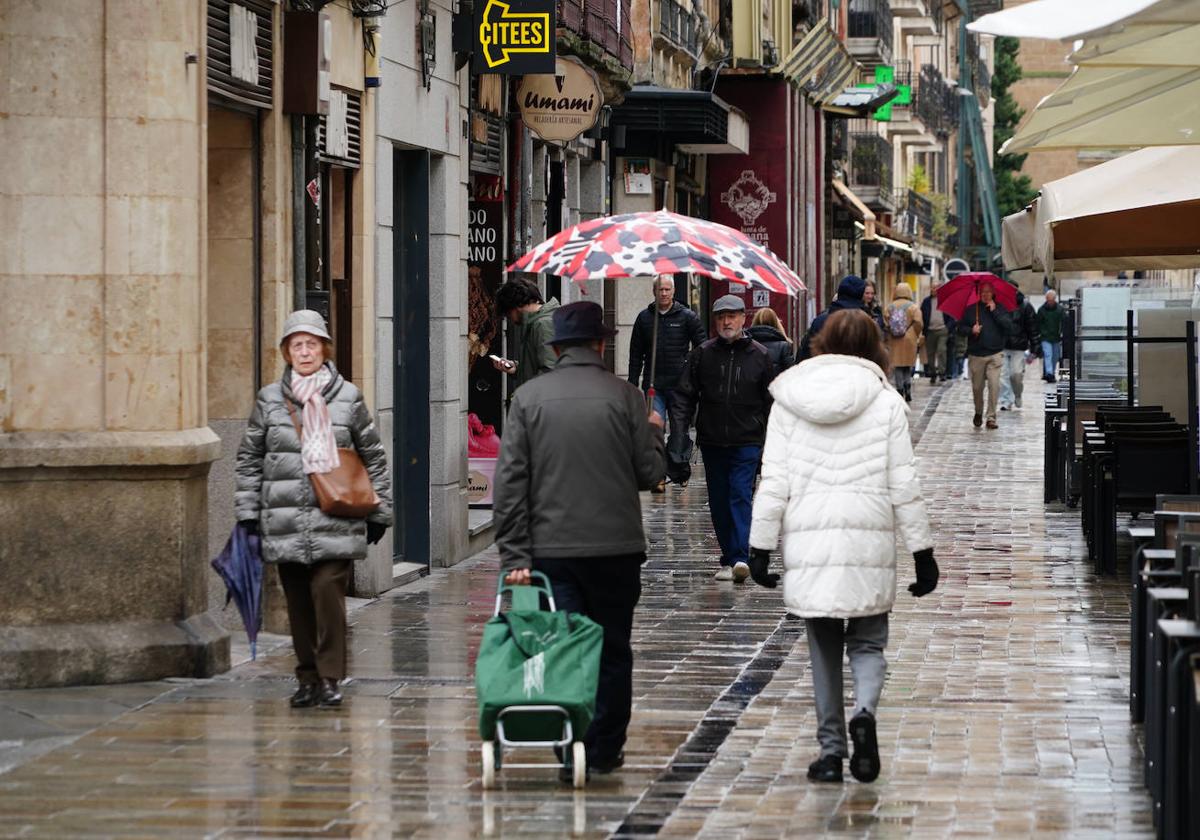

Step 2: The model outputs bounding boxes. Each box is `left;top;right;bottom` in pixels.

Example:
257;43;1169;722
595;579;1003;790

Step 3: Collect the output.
507;209;804;295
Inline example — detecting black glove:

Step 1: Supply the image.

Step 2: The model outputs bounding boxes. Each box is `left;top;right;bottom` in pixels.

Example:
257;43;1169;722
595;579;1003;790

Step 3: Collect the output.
238;519;259;536
908;548;939;597
366;521;388;545
748;548;780;589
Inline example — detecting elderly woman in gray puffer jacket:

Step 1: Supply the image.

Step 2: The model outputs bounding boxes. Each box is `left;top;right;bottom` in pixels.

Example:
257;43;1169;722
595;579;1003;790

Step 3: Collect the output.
235;310;392;709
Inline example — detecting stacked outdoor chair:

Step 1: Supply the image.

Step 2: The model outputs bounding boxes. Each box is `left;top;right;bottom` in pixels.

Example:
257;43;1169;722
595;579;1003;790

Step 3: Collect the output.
1127;502;1200;839
1080;406;1189;575
1042;381;1125;506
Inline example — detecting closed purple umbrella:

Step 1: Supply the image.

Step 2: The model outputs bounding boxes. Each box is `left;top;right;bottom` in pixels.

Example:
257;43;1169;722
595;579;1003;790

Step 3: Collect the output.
211;522;264;659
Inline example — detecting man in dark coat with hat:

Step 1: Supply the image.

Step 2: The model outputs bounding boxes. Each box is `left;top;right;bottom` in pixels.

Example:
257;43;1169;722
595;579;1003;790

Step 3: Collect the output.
798;275;871;360
495;301;665;779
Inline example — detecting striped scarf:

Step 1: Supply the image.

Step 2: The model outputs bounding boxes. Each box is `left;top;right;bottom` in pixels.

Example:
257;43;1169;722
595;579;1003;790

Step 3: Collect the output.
291;367;340;475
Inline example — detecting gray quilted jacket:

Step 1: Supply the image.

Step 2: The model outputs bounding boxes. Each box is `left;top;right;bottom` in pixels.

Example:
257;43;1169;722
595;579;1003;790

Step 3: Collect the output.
235;363;393;565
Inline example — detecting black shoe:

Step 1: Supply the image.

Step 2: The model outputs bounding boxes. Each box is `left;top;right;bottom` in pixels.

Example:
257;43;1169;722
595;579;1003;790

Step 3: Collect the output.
848;709;880;783
289;683;319;708
807;754;843;783
590;751;625;775
317;678;342;707
973;413;983;428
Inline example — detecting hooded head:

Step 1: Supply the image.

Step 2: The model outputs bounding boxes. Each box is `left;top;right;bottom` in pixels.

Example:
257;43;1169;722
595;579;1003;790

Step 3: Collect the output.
893;282;913;301
836;275;866;303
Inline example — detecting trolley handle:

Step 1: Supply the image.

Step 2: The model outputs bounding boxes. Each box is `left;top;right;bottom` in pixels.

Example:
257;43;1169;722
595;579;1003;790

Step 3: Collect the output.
493;570;557;615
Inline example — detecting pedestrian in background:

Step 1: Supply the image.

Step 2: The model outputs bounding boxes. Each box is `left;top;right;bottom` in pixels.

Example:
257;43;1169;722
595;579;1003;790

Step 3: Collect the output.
957;282;1015;429
747;308;937;784
1036;289;1064;382
495;301;665;779
919;281;956;384
674;295;775;582
236;310;392;709
799;275;869;360
999;290;1038;411
884;282;922;403
627;275;706;490
492;278;560;391
748;306;796;374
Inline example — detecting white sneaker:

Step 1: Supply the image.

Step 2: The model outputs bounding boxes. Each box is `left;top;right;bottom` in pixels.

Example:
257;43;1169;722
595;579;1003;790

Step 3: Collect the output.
733;561;750;583
714;566;734;581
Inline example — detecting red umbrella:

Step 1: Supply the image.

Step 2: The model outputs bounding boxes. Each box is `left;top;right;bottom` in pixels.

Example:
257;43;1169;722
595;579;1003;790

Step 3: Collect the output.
508;210;803;409
936;272;1018;322
507;209;804;294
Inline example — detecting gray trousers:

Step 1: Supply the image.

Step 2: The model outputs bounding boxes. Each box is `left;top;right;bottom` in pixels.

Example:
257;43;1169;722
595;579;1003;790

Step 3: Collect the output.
804;613;889;758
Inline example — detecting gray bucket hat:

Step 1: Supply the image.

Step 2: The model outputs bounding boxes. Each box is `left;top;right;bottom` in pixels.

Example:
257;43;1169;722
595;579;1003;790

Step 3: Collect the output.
280;309;332;345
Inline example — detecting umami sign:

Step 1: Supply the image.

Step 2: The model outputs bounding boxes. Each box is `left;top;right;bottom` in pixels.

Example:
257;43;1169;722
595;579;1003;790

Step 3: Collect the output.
473;0;556;74
517;57;603;143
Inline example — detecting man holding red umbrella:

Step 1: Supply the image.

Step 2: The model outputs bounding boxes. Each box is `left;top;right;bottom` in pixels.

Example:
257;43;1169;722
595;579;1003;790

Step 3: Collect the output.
954;281;1017;429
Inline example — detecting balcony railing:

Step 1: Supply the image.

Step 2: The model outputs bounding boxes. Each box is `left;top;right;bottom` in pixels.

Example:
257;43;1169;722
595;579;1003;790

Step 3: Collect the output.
893;188;934;240
558;0;634;71
849;130;894;207
659;0;697;55
847;0;894;65
914;64;943;132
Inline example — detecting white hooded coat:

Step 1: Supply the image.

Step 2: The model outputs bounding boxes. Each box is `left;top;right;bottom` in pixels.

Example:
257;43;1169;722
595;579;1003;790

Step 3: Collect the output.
749;354;932;618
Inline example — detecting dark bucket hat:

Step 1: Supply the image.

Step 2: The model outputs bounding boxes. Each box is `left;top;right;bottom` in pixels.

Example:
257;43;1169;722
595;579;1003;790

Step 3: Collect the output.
545;301;618;345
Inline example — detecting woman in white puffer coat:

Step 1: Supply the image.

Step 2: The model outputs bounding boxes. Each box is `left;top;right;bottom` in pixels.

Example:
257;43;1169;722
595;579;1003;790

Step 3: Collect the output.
747;308;939;786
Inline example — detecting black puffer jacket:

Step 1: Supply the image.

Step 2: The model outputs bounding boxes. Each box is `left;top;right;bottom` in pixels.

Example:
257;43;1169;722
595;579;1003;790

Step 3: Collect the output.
747;324;795;373
1004;296;1039;351
672;334;776;447
628;301;706;391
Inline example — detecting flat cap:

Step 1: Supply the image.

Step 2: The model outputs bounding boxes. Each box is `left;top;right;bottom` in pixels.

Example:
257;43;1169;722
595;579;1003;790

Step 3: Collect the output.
712;294;746;314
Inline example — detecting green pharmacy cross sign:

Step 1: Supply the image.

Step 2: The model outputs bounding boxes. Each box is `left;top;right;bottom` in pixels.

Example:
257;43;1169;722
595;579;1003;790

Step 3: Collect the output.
854;65;910;122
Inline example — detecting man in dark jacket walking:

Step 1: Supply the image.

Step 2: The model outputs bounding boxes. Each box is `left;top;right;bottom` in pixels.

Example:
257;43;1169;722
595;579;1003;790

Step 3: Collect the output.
920;281;956;384
799;275;869;360
956;282;1016;429
495;301;665;778
673;295;775;582
628;276;706;489
999;291;1038;411
1036;290;1064;382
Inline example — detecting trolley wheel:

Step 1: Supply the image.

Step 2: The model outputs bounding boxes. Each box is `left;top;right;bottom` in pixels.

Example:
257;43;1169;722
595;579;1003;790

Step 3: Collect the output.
482;741;497;789
572;741;587;789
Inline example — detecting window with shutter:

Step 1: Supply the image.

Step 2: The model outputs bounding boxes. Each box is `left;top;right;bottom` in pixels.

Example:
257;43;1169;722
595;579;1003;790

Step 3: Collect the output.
207;0;275;110
317;88;362;167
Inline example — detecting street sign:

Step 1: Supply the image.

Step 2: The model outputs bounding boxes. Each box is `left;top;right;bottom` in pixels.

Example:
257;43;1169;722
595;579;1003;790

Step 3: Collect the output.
943;258;970;282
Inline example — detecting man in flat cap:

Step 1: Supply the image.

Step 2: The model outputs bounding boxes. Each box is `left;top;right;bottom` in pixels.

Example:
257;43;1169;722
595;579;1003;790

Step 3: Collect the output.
673;294;776;582
495;301;664;779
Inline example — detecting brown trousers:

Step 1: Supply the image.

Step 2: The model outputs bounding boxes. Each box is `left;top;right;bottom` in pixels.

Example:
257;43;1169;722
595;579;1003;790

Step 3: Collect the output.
277;559;352;683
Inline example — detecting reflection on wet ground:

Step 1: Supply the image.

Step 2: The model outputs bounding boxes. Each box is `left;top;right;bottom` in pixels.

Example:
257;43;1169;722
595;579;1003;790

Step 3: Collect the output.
0;378;1153;837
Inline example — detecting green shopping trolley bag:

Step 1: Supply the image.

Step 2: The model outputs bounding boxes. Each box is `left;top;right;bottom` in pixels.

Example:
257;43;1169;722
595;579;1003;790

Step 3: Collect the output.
475;571;603;788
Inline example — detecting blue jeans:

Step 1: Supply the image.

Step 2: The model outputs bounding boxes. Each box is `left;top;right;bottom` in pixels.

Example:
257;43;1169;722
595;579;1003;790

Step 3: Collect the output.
700;444;762;567
1041;340;1062;378
652;389;693;483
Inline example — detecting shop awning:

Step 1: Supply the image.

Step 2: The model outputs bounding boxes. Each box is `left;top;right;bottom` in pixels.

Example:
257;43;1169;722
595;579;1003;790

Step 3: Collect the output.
611;86;750;155
1002;64;1200;154
832;179;875;240
824;83;899;117
1031;145;1200;275
779;22;861;105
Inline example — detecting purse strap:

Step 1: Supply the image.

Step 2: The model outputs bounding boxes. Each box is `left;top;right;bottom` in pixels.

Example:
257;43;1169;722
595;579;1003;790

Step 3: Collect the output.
285;398;304;441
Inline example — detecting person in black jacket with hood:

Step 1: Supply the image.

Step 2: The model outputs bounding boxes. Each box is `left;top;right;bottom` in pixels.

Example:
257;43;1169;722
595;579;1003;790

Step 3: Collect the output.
748;307;795;373
956;281;1016;429
920;282;957;384
799;275;870;360
999;289;1038;411
673;295;775;583
628;276;706;488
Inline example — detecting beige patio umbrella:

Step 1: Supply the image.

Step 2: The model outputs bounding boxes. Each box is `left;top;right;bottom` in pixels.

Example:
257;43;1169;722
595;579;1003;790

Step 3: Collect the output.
1002;207;1038;272
1031;145;1200;277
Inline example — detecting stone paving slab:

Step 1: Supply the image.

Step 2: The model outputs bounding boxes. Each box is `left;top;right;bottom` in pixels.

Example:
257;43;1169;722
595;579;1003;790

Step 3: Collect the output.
0;376;1155;838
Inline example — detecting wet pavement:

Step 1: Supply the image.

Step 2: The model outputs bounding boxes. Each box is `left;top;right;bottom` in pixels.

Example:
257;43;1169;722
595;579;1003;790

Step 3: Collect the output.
0;375;1154;838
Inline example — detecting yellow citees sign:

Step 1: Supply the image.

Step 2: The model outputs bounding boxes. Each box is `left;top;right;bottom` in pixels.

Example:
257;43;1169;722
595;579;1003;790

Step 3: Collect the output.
474;0;556;73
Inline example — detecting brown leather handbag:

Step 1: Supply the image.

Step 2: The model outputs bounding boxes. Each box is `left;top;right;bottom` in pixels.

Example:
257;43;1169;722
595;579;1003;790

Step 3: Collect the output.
286;401;380;518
